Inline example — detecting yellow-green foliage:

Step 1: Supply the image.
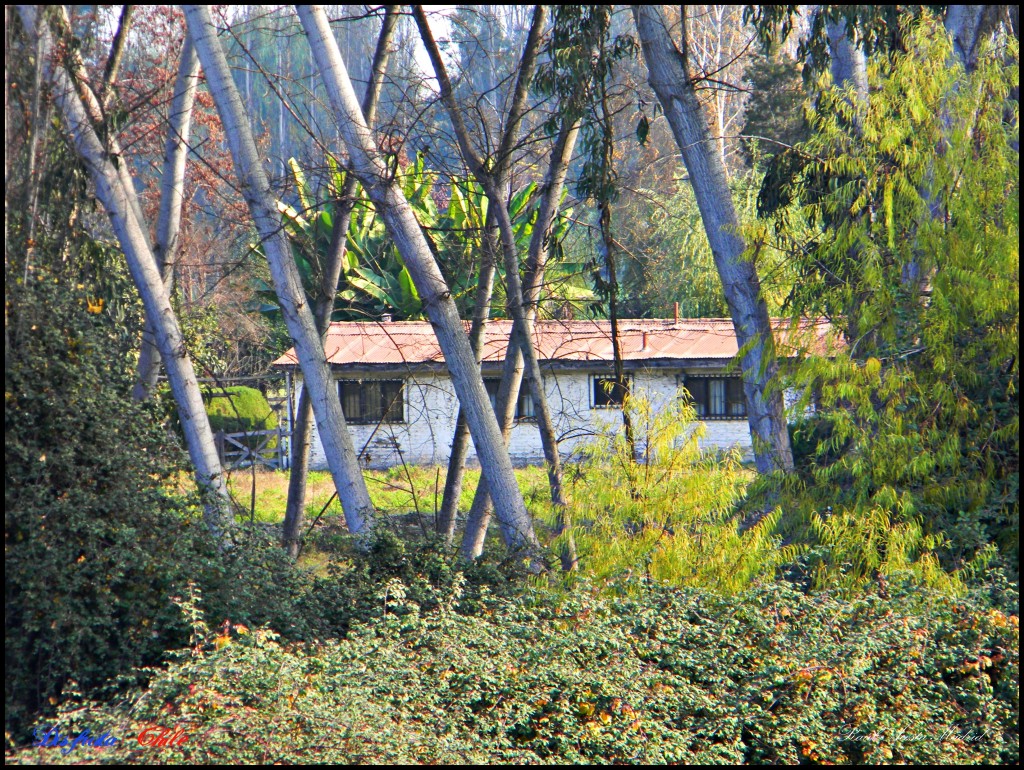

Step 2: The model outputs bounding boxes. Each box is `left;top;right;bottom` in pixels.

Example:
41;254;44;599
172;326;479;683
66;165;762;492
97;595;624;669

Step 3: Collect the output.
557;392;794;593
766;19;1018;589
807;505;988;595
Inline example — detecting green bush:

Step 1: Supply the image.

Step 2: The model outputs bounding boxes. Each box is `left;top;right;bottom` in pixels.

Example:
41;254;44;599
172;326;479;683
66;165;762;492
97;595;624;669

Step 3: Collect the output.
9;575;1017;765
202;386;277;449
3;258;223;739
560;392;786;593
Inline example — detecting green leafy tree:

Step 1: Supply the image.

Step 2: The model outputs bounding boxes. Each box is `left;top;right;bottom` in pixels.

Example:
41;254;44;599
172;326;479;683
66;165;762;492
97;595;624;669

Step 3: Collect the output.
768;20;1018;585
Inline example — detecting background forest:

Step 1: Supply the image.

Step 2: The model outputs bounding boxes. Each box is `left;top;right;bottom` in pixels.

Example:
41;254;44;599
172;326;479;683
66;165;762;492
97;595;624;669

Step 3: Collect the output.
5;4;1019;764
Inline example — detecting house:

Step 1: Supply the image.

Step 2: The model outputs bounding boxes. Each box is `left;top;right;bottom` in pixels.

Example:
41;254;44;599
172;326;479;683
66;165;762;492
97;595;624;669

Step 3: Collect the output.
271;318;832;469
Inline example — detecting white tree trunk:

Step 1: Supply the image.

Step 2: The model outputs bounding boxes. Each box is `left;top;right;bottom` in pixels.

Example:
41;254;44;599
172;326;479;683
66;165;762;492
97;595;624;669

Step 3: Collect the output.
185;5;376;541
282;5;399;557
298;4;539;555
17;5;234;539
48;6;152;251
633;5;795;475
133;33;200;402
945;5;996;73
462;119;581;561
413;5;568;543
826;18;868;95
422;4;544;544
825;16;868;136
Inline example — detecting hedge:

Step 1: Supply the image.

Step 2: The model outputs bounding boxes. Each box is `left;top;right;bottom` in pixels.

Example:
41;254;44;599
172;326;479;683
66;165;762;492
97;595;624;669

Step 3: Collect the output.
8;575;1018;765
202;386;277;452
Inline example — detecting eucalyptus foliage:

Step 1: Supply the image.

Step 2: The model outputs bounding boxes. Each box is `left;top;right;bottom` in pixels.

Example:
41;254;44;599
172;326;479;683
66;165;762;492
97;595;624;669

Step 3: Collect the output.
761;21;1019;585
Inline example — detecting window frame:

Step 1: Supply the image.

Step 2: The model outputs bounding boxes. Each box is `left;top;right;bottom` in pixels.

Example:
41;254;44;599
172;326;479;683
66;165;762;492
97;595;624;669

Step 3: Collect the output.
337;379;405;425
678;374;747;420
591;374;631;409
483;377;537;421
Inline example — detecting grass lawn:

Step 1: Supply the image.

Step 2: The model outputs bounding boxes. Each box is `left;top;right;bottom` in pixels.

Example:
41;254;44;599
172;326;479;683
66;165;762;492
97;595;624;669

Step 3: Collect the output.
226;464;553;530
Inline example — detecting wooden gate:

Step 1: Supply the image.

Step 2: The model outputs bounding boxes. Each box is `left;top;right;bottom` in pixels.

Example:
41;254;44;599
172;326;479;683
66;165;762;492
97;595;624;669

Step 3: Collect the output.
214;427;290;471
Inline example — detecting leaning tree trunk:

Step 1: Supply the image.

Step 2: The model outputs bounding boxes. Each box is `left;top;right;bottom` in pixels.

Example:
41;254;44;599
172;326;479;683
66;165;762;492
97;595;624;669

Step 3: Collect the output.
414;6;570;565
436;220;497;541
298;4;538;556
185;5;376;542
282;5;398;558
418;5;544;544
461;119;581;562
133;33;200;402
633;5;794;475
17;5;234;539
49;6;152;251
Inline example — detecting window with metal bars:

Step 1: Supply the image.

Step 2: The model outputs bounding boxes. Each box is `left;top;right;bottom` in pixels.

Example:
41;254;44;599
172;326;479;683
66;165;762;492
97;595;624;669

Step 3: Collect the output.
484;378;536;420
337;380;404;424
592;375;630;409
680;375;746;419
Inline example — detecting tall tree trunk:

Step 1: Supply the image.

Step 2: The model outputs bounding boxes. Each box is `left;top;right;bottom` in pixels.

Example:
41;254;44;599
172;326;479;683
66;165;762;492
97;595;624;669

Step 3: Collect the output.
186;4;376;542
421;5;542;544
133;33;200;401
17;5;234;539
414;6;569;563
298;4;538;556
634;5;794;474
945;5;997;74
436;222;497;541
595;71;636;462
826;17;868;113
48;7;151;250
461;120;581;562
282;5;398;558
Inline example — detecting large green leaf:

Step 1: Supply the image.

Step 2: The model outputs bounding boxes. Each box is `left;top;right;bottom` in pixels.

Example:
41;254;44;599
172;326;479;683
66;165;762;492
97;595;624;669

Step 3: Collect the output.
288;157;314;215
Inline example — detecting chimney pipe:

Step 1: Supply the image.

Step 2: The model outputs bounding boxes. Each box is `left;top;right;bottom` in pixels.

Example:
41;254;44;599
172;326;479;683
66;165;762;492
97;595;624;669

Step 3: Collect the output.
674;301;680;324
381;312;392;323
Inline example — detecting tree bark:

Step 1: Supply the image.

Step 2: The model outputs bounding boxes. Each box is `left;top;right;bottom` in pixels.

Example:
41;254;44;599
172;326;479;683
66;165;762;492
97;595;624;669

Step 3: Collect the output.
461;119;581;562
133;33;200;402
282;5;398;558
633;5;795;475
415;5;575;568
945;5;997;74
185;5;376;542
420;5;542;544
47;7;151;250
826;17;868;108
17;5;234;539
298;4;538;556
436;221;497;541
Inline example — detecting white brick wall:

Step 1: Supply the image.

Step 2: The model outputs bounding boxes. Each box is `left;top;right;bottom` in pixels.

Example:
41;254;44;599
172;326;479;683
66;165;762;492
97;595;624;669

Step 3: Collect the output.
300;368;786;470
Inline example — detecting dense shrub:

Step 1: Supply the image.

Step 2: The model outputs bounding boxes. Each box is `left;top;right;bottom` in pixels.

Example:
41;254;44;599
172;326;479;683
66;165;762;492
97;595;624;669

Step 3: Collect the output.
767;23;1019;586
202;386;278;452
560;393;788;593
7;575;1017;765
3;252;223;738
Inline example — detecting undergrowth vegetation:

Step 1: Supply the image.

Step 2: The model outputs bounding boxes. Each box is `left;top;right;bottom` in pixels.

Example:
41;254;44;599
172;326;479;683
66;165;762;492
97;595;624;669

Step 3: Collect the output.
7;569;1018;765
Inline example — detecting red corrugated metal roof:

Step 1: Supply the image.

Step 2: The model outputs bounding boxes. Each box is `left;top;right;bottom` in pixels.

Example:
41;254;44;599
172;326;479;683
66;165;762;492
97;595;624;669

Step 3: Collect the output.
271;318;838;368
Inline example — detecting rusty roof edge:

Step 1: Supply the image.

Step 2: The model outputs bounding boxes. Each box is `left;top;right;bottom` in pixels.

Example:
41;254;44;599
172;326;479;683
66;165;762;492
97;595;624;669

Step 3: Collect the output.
271;318;839;368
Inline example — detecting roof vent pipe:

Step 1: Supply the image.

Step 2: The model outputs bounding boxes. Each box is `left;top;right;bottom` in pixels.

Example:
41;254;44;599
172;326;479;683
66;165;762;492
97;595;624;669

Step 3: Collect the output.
381;312;392;323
